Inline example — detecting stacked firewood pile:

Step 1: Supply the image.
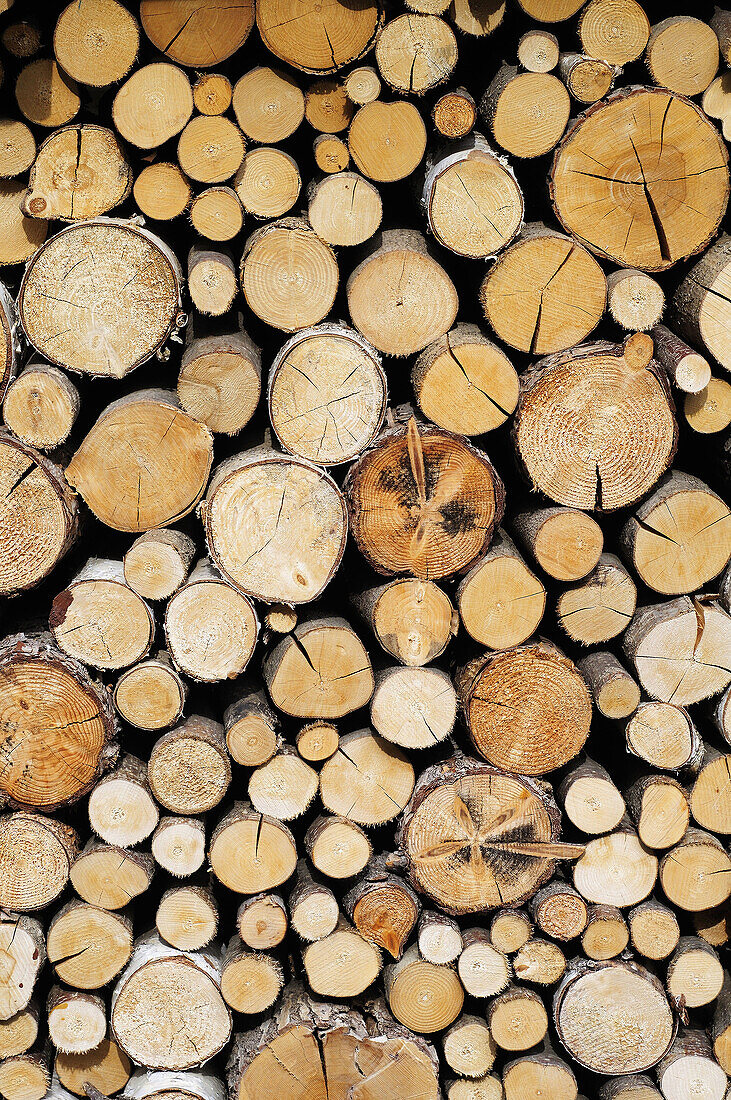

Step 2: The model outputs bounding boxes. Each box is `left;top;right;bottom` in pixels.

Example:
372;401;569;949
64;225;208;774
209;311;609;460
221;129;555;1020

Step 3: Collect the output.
0;0;730;1098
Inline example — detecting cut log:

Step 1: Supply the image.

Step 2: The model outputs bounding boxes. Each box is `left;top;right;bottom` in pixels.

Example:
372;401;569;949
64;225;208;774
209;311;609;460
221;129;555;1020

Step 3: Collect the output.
458;929;511;998
232;67;304;144
673;235;731;372
580;905;629;960
625;702;703;771
626;774;689;850
646;17;718;96
164;559;259;683
87;755;159;848
151;816;205;878
628;899;680;961
0;436;78;594
399;756;581;914
154;888;217;950
345;65;381;105
112;64;192;149
22;126;131;222
189;187;244;242
578;0;650;64
209;802;297;895
220;939;283;1014
418;911;463;964
517;0;584;17
556;553;637;645
512;507;603;582
502;1050;577;1100
518;29;560;72
305;78;353;134
711;971;731;1072
50;558;154;672
193;72;233;115
624;597;731;704
296;722;339;763
16;59;79;127
47;987;106;1054
412;325;519;437
2;21;40;59
111;934;231;1070
449;0;506;36
659;828;731;912
684;378;731;435
122;1070;225;1100
512;939;567;985
443;1015;496;1076
481;67;570;159
456;642;592;775
148;716;230;814
0;1049;50;1100
307;171;381;247
573;825;658;907
348;101;427;184
177;323;261;437
123;530;195;602
0;632;117;812
553;959;675;1074
188;244;237;316
177;117;244;185
376;15;457;94
267;322;386;465
559;758;625;837
19;221;184;379
666;936;723;1009
0;813;78;911
319;729;414;824
263;618;373;718
489;910;532;954
712;7;731;61
238;893;288;950
345;414;503;578
649;326;710;395
352;578;456;667
0;913;44;1021
248;747;318;820
489;988;548;1053
133;162;191;221
689;746;731;835
551;88;729;271
344;865;419;957
235;147;300;221
384;945;463;1033
607;269;665;332
303;918;381;998
240;217;338;332
432;88;476;138
0;119;35;179
0;181;47;265
47;901;132;989
288;862;338;943
313;132;350;173
69;841;154;911
703;71;731;140
578;652;641;720
480;224;606;356
256;0;383;74
0;1005;38;1059
656;1030;728;1100
456;530;545;649
224;686;281;767
139;0;254;66
514;335;677;511
531;881;589;941
370;665;456;750
3;363;79;450
55;1039;131;1098
305;814;371;880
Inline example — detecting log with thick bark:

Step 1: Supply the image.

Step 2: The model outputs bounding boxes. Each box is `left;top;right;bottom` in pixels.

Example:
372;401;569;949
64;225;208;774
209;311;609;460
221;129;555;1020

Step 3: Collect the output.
666;935;723;1009
345;415;504;579
48;901;132;989
578;0;650;64
267;323;386;465
123;529;195;602
625;702;703;771
209;802;297;895
531;881;589;941
220;939;283;1014
376;14;456;94
626;774;689;850
514;334;677;511
621;472;731;595
480;224;606;356
556;553;637;645
18;221;183;380
0;813;78;911
399;756;583;914
111;934;231;1071
248;746;318;820
421;134;523;259
673;235;731;372
660;828;731;912
307;171;381;247
553;959;675;1075
112;64;193;149
481;67;570;159
139;0;254;65
319;729;414;825
559;758;626;836
456;530;545;649
607;269;665;332
3;363;79;450
305;814;371;880
370;665;456;749
551;88;729;271
0;633;117;813
443;1014;497;1076
352;578;456;667
578;652;641;720
22;126;131;222
50;558;155;672
148;716;230;815
190;187;244;242
646;17;719;96
263;618;373;718
512;506;603;582
628;899;680;961
87;754;158;848
456;642;592;775
656;1030;728;1100
624;597;731;705
227;984;440;1100
69;841;154;911
344;863;420;958
348;101;427;185
347;231;455;356
412;324;518;437
177;323;261;437
151;816;205;878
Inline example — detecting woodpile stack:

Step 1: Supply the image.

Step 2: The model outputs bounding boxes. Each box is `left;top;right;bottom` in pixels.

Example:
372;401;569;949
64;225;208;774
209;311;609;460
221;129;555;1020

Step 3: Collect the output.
0;1;730;1099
